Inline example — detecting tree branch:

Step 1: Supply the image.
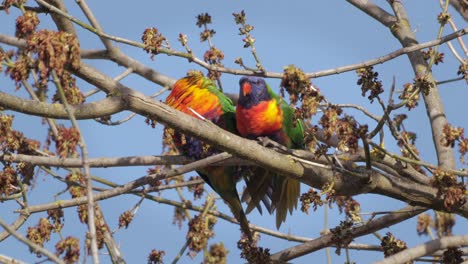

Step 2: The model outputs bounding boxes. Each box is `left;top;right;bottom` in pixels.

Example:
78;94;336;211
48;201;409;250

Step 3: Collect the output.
270;206;426;262
375;234;468;264
2;153;253;168
0;91;125;119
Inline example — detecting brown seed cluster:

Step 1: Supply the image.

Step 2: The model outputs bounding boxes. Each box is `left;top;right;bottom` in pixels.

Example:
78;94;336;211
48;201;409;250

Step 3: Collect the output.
356;66;384;103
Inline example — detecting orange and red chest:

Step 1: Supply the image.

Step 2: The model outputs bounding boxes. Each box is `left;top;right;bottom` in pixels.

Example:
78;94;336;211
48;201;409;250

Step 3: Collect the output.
236;99;283;137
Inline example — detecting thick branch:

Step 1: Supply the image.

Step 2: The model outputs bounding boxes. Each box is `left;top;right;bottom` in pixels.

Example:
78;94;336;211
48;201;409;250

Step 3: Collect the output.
65;63;468;217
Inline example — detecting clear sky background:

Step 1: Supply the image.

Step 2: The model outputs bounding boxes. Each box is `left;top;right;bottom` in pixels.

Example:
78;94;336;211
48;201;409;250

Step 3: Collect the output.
0;1;467;263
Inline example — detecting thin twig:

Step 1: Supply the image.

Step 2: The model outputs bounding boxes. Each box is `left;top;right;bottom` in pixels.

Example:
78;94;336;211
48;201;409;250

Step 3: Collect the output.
52;70;99;263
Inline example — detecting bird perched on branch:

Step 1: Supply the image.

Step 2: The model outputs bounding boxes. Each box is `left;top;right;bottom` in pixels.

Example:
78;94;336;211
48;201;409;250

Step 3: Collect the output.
236;76;304;229
165;74;253;240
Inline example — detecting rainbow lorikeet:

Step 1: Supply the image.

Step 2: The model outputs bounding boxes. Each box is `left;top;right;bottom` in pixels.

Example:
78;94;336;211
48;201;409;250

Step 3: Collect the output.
236;76;304;229
165;74;253;240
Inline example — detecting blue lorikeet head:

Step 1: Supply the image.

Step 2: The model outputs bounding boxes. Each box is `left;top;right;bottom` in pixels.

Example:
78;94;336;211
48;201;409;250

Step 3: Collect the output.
238;76;272;109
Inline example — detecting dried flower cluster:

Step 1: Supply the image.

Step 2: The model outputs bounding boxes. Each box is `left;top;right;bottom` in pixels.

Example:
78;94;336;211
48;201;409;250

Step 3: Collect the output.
435;211;455;237
432;169;466;210
15;11;39;38
319;106;368;153
142;27;167;59
237;234;271;264
437;11;451;25
118;210;135;229
422;47;444;66
335;196;362;223
441;123;464;148
173;206;188;230
380;232;409;262
147;249;165;264
26;30;81;87
233;10;256;48
413;75;434;96
204;243;228;264
186;213;217;254
330;220;354;255
457;60;468;81
0;114;39;195
187;176;205;200
55;236;80;264
1;0;26;14
203;47;224;80
196;13;215;42
26;218;54;256
399;82;420;110
52;70;85;105
54;125;80;158
48;208;65;233
441;247;464;263
281;65;323;122
416;213;434;236
356;66;384;103
300;188;324;214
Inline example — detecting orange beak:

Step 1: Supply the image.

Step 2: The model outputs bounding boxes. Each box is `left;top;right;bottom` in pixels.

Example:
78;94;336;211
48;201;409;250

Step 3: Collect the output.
242;82;252;96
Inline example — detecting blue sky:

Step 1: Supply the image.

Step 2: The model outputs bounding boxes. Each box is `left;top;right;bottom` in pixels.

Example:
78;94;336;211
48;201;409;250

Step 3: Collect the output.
1;1;467;263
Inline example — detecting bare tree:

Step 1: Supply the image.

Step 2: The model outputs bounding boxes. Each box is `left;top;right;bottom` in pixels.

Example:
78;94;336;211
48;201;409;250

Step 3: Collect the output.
0;0;467;263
